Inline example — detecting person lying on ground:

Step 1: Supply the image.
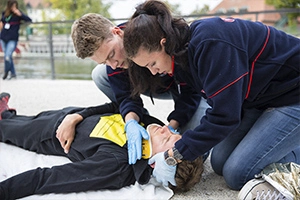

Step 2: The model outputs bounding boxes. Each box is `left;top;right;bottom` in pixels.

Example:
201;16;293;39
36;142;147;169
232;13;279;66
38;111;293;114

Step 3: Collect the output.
0;92;203;200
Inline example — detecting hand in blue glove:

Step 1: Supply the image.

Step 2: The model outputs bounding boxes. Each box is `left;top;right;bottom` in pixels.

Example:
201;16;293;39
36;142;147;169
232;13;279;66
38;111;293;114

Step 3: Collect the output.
148;151;177;187
125;119;149;164
167;125;179;134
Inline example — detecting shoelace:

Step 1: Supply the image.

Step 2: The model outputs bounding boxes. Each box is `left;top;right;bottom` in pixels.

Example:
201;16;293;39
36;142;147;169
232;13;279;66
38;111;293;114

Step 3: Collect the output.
255;189;286;200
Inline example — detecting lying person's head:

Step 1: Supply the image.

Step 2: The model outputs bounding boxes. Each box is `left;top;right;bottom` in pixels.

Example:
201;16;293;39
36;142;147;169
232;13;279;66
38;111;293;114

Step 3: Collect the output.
71;13;130;69
146;123;204;193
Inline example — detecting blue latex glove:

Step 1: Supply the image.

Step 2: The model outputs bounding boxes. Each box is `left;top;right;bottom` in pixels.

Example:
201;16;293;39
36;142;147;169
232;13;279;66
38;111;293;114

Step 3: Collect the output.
148;151;177;186
168;125;179;134
125;119;149;164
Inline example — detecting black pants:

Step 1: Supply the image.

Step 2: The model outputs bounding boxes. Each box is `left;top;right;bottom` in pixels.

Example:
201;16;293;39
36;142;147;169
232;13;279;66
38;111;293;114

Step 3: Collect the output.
0;105;137;200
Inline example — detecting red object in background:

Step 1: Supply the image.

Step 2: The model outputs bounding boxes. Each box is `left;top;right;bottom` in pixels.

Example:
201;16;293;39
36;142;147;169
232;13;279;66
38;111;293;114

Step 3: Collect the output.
0;44;21;54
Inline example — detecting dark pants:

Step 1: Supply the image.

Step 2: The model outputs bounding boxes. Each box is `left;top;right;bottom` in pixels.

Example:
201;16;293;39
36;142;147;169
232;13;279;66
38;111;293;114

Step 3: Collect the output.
0;106;136;200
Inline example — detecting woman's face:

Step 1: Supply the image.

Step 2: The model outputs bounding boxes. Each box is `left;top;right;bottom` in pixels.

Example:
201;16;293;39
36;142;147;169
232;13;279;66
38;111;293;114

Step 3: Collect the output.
10;3;17;10
148;124;181;156
132;44;173;75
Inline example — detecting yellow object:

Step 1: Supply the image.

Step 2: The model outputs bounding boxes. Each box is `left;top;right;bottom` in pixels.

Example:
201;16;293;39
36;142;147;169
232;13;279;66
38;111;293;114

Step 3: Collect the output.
142;125;153;159
90;114;127;147
90;114;152;159
142;138;152;159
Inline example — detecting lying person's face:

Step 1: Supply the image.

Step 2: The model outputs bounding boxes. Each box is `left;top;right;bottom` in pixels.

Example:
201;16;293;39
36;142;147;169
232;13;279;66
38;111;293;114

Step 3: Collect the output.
147;124;181;156
90;27;130;70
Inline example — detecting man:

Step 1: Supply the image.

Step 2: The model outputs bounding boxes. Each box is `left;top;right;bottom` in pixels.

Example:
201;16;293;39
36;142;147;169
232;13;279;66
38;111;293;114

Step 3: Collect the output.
71;13;209;165
0;92;203;200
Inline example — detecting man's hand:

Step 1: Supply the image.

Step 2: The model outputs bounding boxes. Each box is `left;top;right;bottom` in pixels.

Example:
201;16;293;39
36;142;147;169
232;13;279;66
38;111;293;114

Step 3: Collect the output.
56;113;83;154
148;152;177;187
125;119;149;164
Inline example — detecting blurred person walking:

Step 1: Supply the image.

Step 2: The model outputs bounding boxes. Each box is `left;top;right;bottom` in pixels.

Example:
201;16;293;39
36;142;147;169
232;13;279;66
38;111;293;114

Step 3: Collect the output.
0;0;31;80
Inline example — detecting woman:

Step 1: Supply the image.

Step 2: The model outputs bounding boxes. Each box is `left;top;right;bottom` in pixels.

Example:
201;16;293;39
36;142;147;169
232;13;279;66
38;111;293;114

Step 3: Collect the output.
0;93;203;199
123;0;300;194
0;0;32;80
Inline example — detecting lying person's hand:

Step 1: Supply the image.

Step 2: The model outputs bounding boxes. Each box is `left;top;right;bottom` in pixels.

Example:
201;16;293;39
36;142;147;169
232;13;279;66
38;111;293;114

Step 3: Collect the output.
56;113;83;153
125;119;149;164
148;152;177;187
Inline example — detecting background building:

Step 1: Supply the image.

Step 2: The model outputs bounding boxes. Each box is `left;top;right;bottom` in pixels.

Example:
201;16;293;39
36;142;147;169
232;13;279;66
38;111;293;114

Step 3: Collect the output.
210;0;282;26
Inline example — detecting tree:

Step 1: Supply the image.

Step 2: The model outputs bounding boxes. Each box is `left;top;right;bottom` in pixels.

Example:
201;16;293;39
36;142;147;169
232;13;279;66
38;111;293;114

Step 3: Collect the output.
190;4;210;15
265;0;300;28
164;0;182;16
0;0;27;14
46;0;112;21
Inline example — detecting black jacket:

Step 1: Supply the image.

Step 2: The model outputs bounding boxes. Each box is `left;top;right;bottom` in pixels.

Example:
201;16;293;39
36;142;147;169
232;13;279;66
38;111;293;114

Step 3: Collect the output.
0;103;164;200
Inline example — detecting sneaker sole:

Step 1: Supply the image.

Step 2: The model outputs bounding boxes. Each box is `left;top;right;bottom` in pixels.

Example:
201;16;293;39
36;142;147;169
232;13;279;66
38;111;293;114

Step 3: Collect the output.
238;179;266;200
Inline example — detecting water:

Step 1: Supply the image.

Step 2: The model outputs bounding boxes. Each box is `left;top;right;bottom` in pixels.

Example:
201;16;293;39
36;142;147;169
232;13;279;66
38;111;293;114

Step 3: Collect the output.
0;55;96;80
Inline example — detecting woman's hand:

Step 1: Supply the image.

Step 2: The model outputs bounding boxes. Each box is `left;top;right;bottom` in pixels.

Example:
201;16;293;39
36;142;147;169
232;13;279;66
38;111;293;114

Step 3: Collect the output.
148;151;177;186
11;4;21;16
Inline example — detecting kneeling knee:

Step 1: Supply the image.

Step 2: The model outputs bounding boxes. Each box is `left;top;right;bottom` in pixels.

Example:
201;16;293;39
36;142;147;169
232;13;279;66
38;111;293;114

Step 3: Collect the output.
222;164;245;190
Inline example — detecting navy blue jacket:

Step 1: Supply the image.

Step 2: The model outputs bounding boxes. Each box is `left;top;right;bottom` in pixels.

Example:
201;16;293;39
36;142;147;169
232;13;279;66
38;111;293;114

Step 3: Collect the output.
107;24;201;127
107;66;201;126
1;11;32;42
175;17;300;160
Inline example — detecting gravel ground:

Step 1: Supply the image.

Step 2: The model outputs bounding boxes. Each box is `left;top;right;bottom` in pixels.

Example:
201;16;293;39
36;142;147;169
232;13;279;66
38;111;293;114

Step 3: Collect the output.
1;79;239;199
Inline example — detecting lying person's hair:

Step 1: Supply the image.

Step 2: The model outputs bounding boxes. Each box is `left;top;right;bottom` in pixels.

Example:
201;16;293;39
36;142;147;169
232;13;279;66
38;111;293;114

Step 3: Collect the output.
171;156;204;193
143;117;204;192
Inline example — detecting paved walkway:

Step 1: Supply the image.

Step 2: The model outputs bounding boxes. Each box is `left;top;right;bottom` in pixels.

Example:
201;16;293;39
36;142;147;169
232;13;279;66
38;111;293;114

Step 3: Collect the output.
1;79;239;199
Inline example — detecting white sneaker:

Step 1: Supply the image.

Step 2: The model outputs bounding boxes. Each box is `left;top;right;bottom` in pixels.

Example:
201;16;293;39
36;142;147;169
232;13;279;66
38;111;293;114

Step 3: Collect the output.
238;179;287;200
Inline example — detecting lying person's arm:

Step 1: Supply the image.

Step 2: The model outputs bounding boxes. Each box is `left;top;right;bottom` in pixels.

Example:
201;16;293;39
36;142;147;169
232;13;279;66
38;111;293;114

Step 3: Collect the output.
56;102;119;153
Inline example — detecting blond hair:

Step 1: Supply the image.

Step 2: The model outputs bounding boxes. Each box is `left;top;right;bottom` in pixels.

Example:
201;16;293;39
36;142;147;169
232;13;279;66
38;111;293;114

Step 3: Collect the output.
71;13;115;59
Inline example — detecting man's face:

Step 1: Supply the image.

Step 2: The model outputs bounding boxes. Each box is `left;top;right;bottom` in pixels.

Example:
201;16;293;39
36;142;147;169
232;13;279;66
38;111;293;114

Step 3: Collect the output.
148;124;181;156
90;27;130;70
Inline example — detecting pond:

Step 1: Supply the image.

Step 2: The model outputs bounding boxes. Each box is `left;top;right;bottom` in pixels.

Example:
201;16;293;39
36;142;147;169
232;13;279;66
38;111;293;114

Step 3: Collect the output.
0;55;97;80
